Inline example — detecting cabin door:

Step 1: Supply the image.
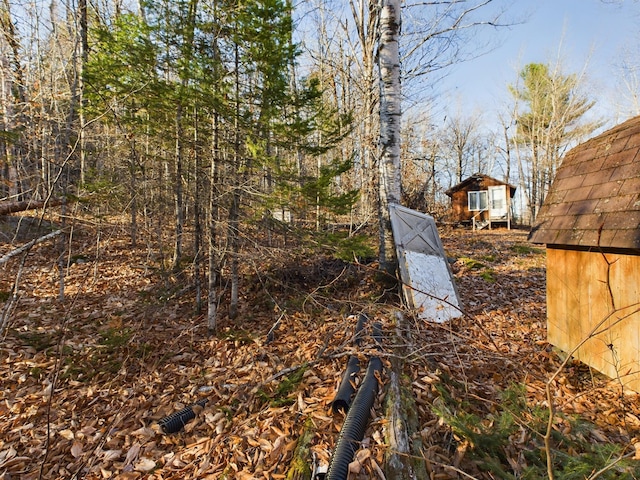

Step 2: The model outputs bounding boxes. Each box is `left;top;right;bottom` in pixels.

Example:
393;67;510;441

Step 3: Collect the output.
488;185;507;219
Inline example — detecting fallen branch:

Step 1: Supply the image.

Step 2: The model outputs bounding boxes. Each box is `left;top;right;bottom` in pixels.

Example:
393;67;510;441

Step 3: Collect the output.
286;417;316;480
384;314;427;479
0;249;29;336
0;198;66;216
0;229;63;266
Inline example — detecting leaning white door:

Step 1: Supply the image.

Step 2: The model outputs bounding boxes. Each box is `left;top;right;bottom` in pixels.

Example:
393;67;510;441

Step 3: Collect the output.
488;185;507;219
389;204;462;322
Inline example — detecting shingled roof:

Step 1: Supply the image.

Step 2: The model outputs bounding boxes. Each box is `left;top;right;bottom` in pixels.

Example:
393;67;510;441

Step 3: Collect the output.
444;173;516;197
529;115;640;249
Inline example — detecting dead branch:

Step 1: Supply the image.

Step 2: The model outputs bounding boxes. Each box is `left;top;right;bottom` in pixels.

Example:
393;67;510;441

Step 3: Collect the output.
0;198;66;216
0;229;63;266
0;249;29;337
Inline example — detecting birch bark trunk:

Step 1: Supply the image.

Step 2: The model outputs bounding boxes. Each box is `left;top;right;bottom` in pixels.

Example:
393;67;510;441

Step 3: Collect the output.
377;0;401;273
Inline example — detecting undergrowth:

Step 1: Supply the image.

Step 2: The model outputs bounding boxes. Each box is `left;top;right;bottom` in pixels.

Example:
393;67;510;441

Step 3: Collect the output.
258;364;308;407
432;378;640;479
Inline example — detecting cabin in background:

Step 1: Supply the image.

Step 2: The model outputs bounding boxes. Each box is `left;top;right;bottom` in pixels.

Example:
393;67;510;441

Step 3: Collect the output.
445;174;516;229
529;115;640;392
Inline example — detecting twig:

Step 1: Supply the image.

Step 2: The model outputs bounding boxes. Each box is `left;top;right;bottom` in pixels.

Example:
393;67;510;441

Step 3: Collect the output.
0;248;29;337
586;450;634;480
266;311;286;343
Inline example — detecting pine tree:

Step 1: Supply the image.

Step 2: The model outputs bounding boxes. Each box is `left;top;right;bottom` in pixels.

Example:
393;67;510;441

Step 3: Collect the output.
509;63;600;219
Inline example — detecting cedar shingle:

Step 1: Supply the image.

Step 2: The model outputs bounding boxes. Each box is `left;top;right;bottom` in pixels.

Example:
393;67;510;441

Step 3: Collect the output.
610;161;638;181
530;115;640;249
598;228;618;246
567;199;600;216
595;194;634;213
590;181;623;200
581;167;615;187
620;178;640;196
563;185;594;203
573;212;605;230
612;228;640;249
549;214;577;231
554;174;586;192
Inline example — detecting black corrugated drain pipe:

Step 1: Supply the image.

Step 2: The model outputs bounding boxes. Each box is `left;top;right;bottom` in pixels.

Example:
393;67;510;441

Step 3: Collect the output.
158;398;208;433
331;314;369;413
326;356;383;480
330;354;360;413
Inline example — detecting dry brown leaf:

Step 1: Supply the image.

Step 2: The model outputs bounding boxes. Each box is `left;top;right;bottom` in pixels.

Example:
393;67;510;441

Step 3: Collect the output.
101;449;122;462
0;228;632;479
70;441;83;458
124;442;141;466
134;457;156;472
131;426;156;438
58;429;75;441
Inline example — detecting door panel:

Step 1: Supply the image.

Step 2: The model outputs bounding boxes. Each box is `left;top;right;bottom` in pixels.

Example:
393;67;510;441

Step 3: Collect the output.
488;185;507;219
389;204;462;322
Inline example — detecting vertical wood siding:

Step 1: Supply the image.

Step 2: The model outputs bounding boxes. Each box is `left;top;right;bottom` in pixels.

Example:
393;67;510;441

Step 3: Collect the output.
546;247;640;391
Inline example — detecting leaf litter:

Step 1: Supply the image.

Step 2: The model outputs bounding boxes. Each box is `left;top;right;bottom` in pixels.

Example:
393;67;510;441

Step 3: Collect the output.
1;222;639;479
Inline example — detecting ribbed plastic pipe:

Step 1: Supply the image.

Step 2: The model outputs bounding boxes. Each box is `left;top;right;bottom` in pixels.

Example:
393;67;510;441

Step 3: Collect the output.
326;356;383;480
158;398;208;433
330;355;360;413
354;313;368;346
330;313;369;413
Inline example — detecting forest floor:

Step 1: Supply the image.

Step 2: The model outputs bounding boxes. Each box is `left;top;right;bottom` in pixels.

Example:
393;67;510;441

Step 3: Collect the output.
1;215;640;479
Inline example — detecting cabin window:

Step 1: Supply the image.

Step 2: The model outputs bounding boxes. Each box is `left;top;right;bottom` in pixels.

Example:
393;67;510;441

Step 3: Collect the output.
468;191;488;211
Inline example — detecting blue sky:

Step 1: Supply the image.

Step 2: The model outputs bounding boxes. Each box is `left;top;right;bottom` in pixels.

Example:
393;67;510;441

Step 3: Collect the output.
439;0;640;129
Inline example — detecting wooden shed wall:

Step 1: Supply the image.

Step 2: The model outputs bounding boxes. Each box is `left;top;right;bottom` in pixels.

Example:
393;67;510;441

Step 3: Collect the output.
546;247;640;391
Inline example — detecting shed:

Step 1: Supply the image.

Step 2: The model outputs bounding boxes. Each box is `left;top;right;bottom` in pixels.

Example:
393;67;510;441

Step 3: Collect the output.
529;115;640;391
445;173;516;229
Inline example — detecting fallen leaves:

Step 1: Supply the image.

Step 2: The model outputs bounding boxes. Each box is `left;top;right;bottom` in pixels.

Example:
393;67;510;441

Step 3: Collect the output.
1;226;639;479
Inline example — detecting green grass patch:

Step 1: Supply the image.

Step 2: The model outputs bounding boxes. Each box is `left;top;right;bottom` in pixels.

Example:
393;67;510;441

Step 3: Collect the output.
480;269;497;283
459;257;485;269
511;244;544;255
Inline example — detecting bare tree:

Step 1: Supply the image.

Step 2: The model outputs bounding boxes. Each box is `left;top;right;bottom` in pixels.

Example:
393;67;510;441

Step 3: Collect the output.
615;54;640;118
441;110;484;184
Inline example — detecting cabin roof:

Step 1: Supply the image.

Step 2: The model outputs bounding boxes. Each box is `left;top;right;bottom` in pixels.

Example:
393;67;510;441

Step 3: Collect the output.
444;173;516;197
529;115;640;249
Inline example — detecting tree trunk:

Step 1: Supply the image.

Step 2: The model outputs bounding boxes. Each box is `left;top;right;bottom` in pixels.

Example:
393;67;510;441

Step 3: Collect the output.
78;0;88;186
285;417;315;480
350;0;379;222
172;101;185;271
384;315;427;479
377;0;401;274
207;112;220;332
0;1;26;201
228;40;241;321
194;107;202;313
207;0;221;333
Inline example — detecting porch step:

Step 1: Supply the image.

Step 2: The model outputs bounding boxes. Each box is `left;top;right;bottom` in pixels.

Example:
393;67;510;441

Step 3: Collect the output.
474;219;490;230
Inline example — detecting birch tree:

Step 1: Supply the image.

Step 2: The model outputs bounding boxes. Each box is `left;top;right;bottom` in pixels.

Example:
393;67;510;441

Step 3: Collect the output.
377;0;401;273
